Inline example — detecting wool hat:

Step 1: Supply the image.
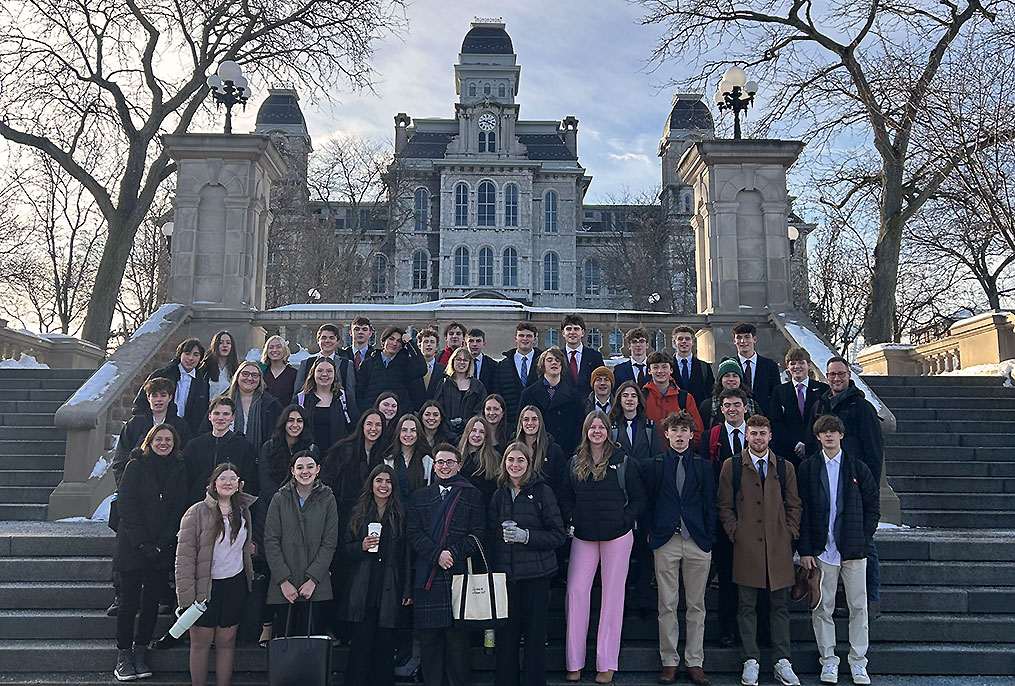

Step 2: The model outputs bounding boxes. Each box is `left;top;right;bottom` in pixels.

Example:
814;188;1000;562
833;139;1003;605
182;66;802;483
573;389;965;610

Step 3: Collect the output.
716;356;743;380
590;365;615;386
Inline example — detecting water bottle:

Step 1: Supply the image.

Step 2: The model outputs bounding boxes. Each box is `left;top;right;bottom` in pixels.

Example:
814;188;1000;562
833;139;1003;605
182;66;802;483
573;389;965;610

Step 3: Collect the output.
169;600;207;638
484;628;496;655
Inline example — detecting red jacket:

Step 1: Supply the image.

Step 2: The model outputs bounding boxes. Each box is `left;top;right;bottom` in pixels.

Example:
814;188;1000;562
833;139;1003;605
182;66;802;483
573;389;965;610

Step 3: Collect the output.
643;378;704;447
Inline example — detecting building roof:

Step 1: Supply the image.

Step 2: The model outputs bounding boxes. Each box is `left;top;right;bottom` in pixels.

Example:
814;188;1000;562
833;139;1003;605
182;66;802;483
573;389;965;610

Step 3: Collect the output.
255;89;307;129
517;134;575;160
668;95;714;131
402;132;455;159
461;25;514;54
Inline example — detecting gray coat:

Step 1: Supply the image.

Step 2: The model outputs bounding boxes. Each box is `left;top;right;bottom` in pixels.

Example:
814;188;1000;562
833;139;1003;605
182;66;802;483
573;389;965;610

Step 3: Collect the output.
263;479;339;604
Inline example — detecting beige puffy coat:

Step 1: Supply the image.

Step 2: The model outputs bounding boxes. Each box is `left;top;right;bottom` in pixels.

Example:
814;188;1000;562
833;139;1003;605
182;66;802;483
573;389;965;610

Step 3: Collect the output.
175;491;256;608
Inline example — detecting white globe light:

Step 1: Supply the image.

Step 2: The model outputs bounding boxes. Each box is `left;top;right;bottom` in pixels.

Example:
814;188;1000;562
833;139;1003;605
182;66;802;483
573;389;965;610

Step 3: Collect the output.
718;78;733;95
744;80;759;95
242;86;252;99
713;91;725;105
233;75;248;89
217;60;242;82
161;221;174;238
206;74;222;89
723;66;748;87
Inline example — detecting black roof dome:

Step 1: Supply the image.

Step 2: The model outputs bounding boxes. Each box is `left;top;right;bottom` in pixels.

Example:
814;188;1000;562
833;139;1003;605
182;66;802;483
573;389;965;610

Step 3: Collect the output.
461;25;514;54
255;89;306;128
669;97;714;131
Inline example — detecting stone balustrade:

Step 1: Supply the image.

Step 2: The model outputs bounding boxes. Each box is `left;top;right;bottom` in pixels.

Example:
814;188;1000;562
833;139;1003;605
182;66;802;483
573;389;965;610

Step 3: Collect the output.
0;319;105;369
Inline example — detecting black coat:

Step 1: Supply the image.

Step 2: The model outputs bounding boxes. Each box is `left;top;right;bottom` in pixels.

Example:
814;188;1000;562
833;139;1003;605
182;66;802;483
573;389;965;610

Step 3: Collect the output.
293;389;354;451
518;379;585;458
430;376;487;430
559;447;647;542
796;450;880;560
487;476;566;581
742;354;781;417
612;417;664;482
113;412;192;485
134;363;210;437
114;449;188;572
769;379;830;467
339;507;412;629
183;431;259;504
357;341;428;414
293;355;359;418
806;382;885;483
406;482;485;629
492;348;544;423
473;353;496;393
197;393;284;453
565;346;605;395
673;355;716;407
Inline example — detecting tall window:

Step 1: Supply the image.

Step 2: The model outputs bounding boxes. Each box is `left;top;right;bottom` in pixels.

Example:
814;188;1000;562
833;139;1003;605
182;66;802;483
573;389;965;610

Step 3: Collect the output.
477;181;496;226
545;330;559;348
504;184;518;227
653;330;666;351
479;132;496;153
498;84;506;98
543;252;559;291
454;247;470;286
544;190;558;233
454;183;468;227
412;251;429;290
588;328;602;351
478;247;494;286
502;247;518;287
609;327;624;355
413;188;430;232
370;254;387;294
583;258;600;296
484;84;491;95
469;84;476;97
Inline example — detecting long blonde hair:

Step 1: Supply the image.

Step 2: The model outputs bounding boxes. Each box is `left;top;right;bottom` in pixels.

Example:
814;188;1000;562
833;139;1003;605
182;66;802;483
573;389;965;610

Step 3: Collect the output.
458;416;499;480
573;410;616;482
514;405;550;474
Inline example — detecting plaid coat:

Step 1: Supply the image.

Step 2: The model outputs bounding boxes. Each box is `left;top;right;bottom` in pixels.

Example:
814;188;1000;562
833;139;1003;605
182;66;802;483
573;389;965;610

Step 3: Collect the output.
406;482;485;629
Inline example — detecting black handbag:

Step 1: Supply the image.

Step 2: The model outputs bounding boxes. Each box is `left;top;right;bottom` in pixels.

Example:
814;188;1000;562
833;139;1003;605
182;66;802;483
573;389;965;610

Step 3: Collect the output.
267;602;331;686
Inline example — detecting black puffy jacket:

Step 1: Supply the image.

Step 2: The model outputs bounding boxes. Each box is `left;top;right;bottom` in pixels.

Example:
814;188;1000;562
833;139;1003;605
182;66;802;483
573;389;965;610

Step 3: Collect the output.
114;448;188;573
806;382;884;483
183;431;259;504
558;446;647;542
486;476;566;581
796;450;880;561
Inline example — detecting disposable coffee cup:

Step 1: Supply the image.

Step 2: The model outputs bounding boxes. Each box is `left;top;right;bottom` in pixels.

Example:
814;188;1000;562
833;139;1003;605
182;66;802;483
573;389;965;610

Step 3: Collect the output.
502;520;517;543
367;522;382;553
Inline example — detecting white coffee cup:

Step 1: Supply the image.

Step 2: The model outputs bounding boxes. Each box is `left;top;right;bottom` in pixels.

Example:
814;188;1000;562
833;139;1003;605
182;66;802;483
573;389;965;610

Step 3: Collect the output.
367;522;382;553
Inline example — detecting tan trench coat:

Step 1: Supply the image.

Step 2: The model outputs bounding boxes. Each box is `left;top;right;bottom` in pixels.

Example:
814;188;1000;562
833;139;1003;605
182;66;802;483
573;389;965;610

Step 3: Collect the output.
717;450;802;591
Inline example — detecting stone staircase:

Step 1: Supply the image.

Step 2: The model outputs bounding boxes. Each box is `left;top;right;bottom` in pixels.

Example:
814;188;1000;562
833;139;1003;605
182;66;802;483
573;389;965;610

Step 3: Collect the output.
0;368;93;520
865;374;1015;528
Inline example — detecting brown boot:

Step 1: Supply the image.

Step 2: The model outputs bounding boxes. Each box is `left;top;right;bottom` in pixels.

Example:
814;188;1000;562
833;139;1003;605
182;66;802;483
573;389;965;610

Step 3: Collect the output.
658;665;679;683
565;671;582;682
685;665;711;685
595;671;615;685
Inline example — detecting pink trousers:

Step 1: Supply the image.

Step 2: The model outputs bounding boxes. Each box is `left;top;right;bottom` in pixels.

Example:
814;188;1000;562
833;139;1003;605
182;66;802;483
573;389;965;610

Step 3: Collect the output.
565;532;633;672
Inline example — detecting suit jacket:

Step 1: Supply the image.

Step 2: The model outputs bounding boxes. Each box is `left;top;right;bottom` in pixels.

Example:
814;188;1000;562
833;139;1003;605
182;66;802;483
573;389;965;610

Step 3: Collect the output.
612;416;663;481
134;364;210;437
673;355;715;406
564;346;605;395
408;359;443;409
473;353;495;392
612;360;650;388
518;379;585;457
491;348;544;423
769;378;830;466
741;354;781;416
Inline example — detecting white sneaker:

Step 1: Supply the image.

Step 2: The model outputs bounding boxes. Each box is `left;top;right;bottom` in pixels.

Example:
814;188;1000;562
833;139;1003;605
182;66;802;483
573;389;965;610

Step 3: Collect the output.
741;659;760;686
851;664;871;685
820;662;839;684
774;658;801;686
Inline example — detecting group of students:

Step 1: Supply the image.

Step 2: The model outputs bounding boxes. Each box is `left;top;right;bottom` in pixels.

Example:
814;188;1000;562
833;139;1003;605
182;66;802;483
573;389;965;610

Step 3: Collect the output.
107;316;883;686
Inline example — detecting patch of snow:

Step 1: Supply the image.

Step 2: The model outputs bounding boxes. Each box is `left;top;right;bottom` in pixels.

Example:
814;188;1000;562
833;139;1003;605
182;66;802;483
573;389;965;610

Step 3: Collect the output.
941;359;1015;386
64;361;118;406
877;522;911;530
91;494;113;522
859;343;914;353
55;516;93;522
266;299;665;317
289;345;312;367
89;455;110;480
0;353;49;369
128;304;186;341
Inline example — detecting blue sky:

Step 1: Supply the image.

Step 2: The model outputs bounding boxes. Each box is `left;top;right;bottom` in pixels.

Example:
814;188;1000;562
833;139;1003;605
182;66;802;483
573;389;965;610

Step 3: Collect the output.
232;1;712;203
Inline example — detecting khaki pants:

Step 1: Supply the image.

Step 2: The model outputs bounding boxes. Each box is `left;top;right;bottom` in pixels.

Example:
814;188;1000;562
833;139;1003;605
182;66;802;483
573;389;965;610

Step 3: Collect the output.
812;558;869;669
653;535;711;668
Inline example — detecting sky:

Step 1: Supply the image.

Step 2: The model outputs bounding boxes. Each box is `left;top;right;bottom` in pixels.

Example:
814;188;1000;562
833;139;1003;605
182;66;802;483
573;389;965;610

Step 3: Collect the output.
230;0;708;203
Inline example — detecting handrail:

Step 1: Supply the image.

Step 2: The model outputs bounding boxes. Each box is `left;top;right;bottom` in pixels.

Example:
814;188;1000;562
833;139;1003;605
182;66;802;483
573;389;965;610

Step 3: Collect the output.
0;320;105;369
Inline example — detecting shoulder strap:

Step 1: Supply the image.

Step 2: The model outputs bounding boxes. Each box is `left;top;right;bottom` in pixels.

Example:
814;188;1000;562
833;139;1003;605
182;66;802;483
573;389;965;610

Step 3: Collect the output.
610;426;619;443
616;454;628;507
732;454;743;517
708;424;722;464
643;422;655;448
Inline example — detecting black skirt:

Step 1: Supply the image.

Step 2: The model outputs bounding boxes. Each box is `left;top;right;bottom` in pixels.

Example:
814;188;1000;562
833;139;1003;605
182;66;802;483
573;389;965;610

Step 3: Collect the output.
195;571;247;628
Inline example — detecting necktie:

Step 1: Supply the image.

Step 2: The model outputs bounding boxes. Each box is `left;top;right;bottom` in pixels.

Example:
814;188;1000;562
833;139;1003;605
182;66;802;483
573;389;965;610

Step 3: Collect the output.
475;357;481;378
732;428;742;454
635;363;645;386
627;420;634;445
355;349;362;371
744;360;753;388
758;459;767;486
440;486;449;500
569;351;579;380
681;358;690;387
797;383;806;418
547;384;556;401
676;456;691;539
520;355;528;382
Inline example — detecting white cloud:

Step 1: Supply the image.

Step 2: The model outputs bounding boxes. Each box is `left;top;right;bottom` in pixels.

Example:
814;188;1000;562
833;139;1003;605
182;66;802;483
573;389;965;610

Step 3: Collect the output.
608;152;652;164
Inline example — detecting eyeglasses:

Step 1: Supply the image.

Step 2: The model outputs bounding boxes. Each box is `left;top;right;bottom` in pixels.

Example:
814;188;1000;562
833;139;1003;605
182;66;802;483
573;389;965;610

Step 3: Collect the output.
434;459;459;467
239;370;261;379
826;372;849;378
216;476;239;483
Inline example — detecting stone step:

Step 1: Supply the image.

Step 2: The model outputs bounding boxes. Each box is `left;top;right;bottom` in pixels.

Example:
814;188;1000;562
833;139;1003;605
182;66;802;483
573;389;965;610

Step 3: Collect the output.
898;492;1015;511
883;395;1015;410
864;375;1004;388
0;523;114;556
879;585;1015;613
0;427;66;440
903;510;1015;528
890;475;1015;492
892;407;1015;422
0;400;70;414
0;503;47;520
892;420;1015;434
0;389;80;402
880;560;1015;586
0;413;58;427
0;557;110;582
0;582;113;610
867;385;1015;398
0;369;94;380
0;486;59;504
0;455;67;470
888;460;1015;477
0;378;92;391
0;470;63;486
0;439;68;455
885;446;1015;462
884;432;1012;447
876;531;1015;561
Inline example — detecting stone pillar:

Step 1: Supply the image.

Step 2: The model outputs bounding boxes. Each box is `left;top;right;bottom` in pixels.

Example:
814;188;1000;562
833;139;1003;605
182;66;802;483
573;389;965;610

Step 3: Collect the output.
678;140;804;361
163;134;288;353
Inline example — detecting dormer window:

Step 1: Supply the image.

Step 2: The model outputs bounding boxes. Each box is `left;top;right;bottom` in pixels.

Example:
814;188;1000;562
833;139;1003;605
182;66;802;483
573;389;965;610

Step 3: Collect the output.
479;132;496;153
469;83;476;97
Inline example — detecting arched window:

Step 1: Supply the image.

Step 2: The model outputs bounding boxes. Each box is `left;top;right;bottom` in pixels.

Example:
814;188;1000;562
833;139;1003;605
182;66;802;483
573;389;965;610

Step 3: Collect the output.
469;84;476;97
546;330;559;348
609;327;624;355
413;188;430;232
454;246;470;286
543;252;559;291
583;257;600;296
478;247;494;286
412;251;429;290
504;184;518;227
544;190;558;233
454;183;468;227
588;328;602;351
502;247;518;287
370;254;387;294
498;84;506;98
484;83;491;95
477;181;496;226
654;330;666;351
682;193;692;214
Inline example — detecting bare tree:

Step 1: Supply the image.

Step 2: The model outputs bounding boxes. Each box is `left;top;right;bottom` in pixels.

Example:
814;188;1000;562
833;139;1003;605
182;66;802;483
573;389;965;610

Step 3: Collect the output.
639;0;1011;344
0;0;406;347
806;211;872;354
111;191;171;345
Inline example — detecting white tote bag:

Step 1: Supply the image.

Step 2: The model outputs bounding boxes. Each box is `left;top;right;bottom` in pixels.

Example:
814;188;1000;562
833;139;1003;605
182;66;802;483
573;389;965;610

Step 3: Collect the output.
451;534;508;623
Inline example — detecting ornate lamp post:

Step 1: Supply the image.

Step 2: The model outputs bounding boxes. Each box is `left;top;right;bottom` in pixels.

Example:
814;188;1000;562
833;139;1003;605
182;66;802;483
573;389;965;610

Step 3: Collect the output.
206;61;251;134
161;221;174;254
713;66;759;140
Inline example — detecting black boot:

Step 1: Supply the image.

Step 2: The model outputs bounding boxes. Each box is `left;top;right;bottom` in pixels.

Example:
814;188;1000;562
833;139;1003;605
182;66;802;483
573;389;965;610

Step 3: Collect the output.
113;649;137;681
132;644;152;679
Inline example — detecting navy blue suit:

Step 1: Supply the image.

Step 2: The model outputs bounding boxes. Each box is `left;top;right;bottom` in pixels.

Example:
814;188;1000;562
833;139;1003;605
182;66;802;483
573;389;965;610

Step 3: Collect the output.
564;346;604;395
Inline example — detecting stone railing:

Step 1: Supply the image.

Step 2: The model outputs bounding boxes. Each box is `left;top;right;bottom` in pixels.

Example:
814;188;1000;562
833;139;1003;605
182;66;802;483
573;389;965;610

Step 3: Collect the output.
49;304;193;520
857;310;1015;376
0;319;105;369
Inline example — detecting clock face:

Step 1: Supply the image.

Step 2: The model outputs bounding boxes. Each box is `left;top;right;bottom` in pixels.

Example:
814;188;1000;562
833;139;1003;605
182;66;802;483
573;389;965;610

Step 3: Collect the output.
478;113;497;132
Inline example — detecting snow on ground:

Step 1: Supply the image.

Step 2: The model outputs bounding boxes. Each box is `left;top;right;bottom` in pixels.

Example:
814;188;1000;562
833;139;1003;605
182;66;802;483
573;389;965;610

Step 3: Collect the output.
0;353;49;368
63;361;119;406
941;359;1015;386
89;454;110;480
127;304;186;341
878;522;912;530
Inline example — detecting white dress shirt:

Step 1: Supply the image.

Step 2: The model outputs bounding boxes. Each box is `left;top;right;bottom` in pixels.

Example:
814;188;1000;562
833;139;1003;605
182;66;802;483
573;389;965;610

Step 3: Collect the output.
565;344;583;373
514;350;534;380
819;450;843;566
175;364;195;418
725;421;746;454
